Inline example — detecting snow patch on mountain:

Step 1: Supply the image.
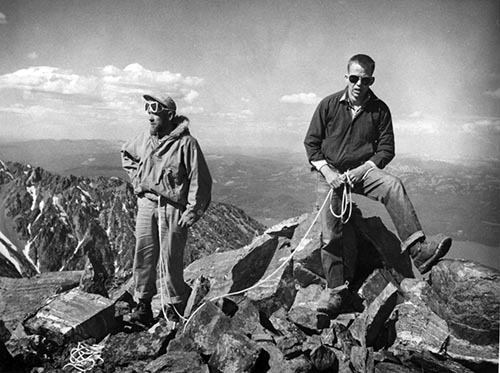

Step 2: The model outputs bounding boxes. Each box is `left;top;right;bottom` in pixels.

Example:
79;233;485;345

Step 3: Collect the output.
0;230;23;275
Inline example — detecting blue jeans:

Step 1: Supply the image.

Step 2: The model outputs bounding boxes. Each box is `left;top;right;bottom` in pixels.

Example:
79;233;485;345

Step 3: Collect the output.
133;196;190;304
317;168;424;288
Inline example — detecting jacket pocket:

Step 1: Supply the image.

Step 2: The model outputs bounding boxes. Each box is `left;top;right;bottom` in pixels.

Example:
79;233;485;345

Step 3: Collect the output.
155;167;181;201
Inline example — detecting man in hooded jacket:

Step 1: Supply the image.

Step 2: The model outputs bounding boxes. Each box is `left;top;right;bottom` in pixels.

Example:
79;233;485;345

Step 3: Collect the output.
121;94;212;325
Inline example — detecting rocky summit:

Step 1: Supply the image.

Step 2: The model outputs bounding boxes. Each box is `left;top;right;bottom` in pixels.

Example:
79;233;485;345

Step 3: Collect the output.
0;161;498;373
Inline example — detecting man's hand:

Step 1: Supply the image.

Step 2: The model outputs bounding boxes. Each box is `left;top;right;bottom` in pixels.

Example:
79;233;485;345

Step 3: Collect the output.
178;212;197;228
321;166;344;189
347;163;374;184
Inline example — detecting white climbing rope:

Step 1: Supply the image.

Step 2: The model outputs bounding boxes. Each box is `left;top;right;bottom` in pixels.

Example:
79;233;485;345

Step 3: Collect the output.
329;172;354;224
63;341;105;372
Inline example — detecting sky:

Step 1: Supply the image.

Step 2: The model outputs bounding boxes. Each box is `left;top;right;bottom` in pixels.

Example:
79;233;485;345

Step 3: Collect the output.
0;0;499;160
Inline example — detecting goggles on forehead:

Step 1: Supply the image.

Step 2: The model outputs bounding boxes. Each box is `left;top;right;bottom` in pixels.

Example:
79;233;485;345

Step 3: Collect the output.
348;75;373;86
145;101;167;114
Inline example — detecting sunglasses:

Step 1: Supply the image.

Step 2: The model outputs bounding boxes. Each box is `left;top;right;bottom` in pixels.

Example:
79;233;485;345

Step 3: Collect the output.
145;101;167;114
348;75;373;86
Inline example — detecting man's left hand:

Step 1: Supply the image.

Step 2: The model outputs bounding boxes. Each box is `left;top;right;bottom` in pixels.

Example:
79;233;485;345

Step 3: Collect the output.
178;212;197;228
347;163;374;184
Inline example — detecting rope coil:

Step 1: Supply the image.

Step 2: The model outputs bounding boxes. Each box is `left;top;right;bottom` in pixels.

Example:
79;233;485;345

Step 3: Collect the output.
329;173;354;224
63;341;105;372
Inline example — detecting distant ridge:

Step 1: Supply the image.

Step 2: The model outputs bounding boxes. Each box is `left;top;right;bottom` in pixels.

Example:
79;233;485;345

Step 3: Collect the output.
0;160;265;279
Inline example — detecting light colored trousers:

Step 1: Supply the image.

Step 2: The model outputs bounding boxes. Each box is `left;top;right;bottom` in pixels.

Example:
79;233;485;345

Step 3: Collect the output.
133;196;191;304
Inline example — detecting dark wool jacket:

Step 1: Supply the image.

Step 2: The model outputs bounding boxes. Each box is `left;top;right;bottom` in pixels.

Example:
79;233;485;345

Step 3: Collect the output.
121;117;212;221
304;88;395;173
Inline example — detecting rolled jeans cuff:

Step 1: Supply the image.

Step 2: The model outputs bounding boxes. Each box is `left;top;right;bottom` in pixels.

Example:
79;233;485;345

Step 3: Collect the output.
400;230;425;252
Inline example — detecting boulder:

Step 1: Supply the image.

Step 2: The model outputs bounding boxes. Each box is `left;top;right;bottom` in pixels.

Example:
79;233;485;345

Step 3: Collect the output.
350;281;399;347
0;320;10;342
246;237;297;315
24;288;116;345
258;342;314;373
390;288;498;372
268;307;307;358
0;340;13;372
231;298;273;340
289;213;324;285
288;284;330;331
310;344;339;372
184;234;279;301
144;351;208;373
181;301;231;355
356;269;401;307
265;214;306;239
100;319;174;368
0;271;83;336
429;259;500;345
350;345;374;373
208;331;263;373
374;362;419;372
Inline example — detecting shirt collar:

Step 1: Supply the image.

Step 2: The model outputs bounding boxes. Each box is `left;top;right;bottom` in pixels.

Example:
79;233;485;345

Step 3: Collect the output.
340;87;376;107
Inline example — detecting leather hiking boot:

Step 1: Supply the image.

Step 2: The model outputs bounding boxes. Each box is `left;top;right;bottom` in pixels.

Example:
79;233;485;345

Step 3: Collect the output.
316;284;352;317
410;234;452;274
130;299;154;326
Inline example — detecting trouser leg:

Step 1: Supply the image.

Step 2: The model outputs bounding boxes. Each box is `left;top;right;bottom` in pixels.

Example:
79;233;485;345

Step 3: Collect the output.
133;197;160;300
357;168;425;251
159;202;190;304
317;174;357;288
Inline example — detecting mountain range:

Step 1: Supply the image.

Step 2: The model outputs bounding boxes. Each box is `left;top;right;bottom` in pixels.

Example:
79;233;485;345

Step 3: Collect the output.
0;139;498;274
0;160;265;280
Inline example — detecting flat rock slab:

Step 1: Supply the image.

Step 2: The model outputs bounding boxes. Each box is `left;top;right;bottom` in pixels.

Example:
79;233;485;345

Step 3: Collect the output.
24;288;115;345
391;299;498;369
0;271;83;336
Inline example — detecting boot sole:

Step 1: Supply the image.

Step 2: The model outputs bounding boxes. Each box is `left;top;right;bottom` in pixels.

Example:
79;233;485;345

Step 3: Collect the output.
417;237;452;274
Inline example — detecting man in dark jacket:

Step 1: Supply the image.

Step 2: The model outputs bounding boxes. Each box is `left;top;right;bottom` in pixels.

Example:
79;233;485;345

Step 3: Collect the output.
122;94;212;325
304;54;451;316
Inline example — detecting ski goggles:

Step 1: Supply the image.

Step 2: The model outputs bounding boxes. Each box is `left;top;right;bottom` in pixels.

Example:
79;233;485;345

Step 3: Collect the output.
145;101;168;114
348;75;373;86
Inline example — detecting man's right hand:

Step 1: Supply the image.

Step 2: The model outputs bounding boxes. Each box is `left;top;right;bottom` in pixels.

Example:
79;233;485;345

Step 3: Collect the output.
321;166;344;189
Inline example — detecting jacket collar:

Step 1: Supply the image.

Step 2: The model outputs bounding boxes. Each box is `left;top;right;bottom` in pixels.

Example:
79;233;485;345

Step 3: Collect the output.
154;116;190;144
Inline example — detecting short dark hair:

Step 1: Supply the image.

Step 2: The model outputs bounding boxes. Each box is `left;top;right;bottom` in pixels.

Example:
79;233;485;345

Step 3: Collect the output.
348;54;375;75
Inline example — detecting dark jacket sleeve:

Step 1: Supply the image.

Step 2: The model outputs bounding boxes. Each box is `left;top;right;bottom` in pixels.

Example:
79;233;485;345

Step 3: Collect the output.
369;105;395;168
304;100;327;163
182;137;212;221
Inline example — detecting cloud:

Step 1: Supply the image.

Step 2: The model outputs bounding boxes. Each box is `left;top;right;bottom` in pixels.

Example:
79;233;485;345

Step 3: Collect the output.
0;12;6;24
179;106;205;115
484;88;500;99
27;52;39;60
280;92;320;105
394;115;441;135
213;109;254;121
0;64;204;111
462;118;500;135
